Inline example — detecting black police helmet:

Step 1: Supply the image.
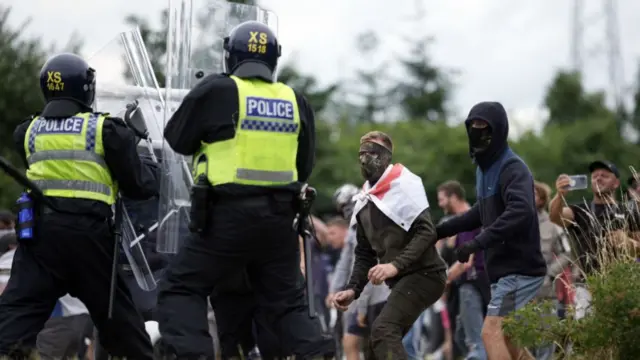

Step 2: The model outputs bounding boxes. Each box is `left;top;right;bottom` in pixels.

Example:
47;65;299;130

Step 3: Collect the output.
223;21;281;82
39;53;96;116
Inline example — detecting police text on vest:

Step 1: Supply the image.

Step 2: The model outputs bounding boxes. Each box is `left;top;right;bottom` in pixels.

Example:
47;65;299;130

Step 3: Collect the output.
246;97;294;120
35;117;84;135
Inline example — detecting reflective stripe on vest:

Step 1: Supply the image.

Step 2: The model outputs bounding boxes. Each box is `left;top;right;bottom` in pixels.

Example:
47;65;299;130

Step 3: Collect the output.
193;76;300;186
24;113;116;204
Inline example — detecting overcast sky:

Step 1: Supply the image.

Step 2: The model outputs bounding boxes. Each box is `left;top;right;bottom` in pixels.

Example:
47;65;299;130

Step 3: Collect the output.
7;0;640;133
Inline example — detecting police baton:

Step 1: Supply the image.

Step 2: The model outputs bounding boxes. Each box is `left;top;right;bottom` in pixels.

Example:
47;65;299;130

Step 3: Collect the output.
107;198;124;320
293;184;318;318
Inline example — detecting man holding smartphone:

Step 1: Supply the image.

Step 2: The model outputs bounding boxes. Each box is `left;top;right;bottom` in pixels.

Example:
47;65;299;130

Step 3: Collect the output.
549;160;640;317
550;161;632;272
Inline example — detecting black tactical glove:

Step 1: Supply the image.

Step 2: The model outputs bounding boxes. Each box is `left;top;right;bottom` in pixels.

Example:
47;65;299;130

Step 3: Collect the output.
454;239;481;263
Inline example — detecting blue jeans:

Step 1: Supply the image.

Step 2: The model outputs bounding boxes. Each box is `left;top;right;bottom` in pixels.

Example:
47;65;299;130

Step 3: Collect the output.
458;284;487;360
402;311;425;360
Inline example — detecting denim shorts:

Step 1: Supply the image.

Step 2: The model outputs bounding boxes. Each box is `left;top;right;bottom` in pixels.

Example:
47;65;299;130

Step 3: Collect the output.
345;302;387;336
487;274;544;317
345;310;368;337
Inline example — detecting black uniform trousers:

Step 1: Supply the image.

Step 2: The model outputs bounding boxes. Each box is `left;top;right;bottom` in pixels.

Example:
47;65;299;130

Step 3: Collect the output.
157;194;335;359
0;212;154;359
212;269;312;359
212;289;282;359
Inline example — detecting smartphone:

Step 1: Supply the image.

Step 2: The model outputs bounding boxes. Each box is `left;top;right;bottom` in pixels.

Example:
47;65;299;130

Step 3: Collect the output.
566;174;588;191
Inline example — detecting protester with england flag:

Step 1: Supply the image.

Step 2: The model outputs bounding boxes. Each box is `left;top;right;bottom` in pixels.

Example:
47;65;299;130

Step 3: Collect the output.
435;101;547;360
332;131;447;360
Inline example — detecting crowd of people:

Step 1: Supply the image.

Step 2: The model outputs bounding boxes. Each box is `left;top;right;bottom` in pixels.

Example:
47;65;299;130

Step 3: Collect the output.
0;158;632;359
307;162;636;360
1;10;639;359
1;123;638;359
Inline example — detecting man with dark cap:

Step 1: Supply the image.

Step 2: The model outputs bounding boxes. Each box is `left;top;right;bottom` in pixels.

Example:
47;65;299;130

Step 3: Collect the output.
434;102;546;360
550;161;634;274
550;160;640;319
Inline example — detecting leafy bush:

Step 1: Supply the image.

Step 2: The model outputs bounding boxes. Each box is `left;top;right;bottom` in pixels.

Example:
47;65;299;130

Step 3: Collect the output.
503;193;640;360
504;261;640;359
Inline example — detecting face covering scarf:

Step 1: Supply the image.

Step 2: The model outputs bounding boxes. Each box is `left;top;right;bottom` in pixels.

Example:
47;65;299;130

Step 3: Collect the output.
359;142;391;182
468;126;492;153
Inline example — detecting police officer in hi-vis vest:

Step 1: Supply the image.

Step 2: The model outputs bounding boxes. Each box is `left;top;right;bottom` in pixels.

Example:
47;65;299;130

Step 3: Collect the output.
157;21;335;359
0;53;158;359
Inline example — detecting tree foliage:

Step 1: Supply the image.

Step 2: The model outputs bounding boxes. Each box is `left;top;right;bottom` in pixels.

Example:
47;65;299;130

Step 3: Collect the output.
392;36;453;122
544;71;611;127
0;7;91;209
0;7;49;208
277;64;338;115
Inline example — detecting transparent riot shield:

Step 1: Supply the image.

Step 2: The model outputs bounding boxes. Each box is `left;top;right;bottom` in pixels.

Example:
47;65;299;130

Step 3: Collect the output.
157;0;278;254
90;28;164;291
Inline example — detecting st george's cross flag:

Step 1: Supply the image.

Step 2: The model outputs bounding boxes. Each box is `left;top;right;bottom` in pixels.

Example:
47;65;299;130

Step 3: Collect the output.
350;163;429;232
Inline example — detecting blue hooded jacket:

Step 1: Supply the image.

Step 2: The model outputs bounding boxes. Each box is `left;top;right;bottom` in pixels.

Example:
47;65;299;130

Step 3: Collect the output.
437;102;546;283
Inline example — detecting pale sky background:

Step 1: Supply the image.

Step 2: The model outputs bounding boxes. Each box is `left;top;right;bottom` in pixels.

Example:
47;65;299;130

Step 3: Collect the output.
6;0;640;135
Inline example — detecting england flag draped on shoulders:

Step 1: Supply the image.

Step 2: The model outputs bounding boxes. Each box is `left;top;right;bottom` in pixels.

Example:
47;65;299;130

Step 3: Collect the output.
350;163;429;231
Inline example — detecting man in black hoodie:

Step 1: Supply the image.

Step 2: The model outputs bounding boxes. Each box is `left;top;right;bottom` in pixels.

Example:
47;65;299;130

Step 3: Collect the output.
435;102;546;360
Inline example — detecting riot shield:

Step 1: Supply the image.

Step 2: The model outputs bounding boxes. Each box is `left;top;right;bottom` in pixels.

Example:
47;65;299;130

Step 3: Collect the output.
157;0;278;253
90;28;163;291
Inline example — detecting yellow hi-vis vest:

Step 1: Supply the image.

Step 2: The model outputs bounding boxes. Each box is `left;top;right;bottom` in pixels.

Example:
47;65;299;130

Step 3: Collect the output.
24;112;117;205
193;75;300;187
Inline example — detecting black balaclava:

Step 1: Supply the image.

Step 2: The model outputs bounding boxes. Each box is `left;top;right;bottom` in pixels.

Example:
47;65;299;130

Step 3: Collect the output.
464;101;510;169
359;141;392;185
468;125;493;154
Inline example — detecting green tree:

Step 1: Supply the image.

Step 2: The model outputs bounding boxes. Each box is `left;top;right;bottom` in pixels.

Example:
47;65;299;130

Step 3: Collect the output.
391;36;454;122
277;64;338;115
0;7;50;208
0;7;86;209
544;70;611;127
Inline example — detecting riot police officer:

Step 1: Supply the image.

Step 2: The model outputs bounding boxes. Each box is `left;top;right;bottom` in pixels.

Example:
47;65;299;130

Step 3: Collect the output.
157;21;334;359
0;53;157;359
